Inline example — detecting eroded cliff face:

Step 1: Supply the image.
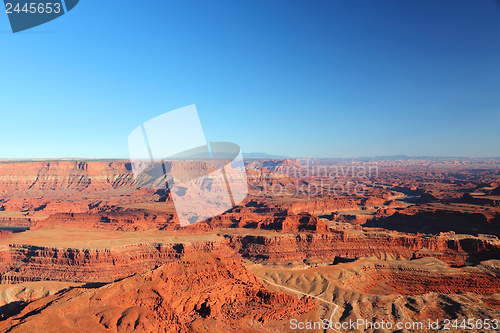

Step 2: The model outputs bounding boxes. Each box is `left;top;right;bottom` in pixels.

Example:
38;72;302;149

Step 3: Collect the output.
0;161;135;193
0;161;158;229
226;230;500;267
0;227;499;285
343;260;500;295
0;240;231;284
0;254;316;333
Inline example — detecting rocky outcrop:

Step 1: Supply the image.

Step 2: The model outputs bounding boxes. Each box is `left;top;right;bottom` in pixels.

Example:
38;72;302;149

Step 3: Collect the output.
281;213;329;232
207;212;328;232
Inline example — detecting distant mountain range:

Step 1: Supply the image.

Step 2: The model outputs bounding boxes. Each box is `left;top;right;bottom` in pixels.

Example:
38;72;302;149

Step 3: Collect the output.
347;155;500;161
244;154;500;161
242;152;291;159
317;155;500;161
1;154;499;162
354;155;472;161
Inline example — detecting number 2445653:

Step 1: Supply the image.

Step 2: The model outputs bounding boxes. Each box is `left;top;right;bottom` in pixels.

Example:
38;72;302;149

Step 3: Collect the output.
5;3;61;14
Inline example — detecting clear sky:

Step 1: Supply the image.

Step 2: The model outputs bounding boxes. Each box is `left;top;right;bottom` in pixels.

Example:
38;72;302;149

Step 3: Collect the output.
1;0;499;158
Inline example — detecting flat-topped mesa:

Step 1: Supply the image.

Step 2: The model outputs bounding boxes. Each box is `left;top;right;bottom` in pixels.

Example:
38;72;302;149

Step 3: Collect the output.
285;198;361;215
34;211;176;231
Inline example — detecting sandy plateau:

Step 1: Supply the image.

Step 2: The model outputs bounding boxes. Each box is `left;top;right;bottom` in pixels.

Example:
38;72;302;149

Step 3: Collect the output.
0;159;499;332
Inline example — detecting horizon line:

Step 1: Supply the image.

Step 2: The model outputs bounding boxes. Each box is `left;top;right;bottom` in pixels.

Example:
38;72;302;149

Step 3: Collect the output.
1;155;500;161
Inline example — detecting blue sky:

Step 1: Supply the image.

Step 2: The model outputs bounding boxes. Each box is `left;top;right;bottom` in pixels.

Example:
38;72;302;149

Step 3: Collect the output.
1;0;499;158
